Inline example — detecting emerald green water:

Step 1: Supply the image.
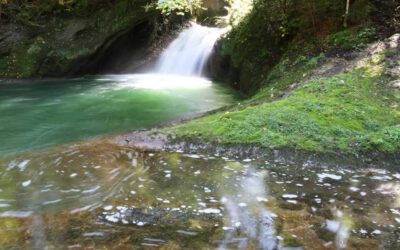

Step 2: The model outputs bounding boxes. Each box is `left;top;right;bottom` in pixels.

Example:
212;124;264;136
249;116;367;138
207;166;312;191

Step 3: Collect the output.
0;74;240;155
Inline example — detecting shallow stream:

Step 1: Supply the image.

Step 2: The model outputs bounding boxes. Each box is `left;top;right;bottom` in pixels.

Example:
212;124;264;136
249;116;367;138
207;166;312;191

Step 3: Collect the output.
0;140;399;249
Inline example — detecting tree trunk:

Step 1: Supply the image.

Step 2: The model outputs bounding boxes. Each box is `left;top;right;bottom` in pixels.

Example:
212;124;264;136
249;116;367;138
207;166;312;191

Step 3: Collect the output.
308;1;316;32
344;0;350;28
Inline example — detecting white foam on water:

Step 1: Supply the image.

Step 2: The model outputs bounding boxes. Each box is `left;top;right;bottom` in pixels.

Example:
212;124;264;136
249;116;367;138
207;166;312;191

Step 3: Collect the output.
42;199;62;205
199;208;221;214
82;185;101;194
282;194;298;199
21;180;31;187
318;173;342;181
17;160;30;171
0;211;33;218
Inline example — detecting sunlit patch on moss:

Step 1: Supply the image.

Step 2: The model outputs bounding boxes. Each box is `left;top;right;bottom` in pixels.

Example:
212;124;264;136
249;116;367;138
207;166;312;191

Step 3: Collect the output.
167;68;400;154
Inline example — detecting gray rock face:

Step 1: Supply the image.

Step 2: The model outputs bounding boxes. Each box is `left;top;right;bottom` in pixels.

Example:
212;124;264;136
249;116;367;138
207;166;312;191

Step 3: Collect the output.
0;25;30;56
0;1;185;78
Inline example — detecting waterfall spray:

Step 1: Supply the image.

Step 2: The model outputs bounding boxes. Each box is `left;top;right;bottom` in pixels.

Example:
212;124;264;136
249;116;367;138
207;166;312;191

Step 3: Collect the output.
155;22;225;76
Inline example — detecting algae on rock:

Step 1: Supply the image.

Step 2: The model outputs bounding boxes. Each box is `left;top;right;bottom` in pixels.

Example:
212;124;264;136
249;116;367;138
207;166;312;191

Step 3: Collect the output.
0;0;162;78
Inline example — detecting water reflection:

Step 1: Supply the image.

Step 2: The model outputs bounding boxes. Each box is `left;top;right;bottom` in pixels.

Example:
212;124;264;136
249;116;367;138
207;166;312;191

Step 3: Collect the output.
218;169;276;250
324;209;352;249
0;141;398;249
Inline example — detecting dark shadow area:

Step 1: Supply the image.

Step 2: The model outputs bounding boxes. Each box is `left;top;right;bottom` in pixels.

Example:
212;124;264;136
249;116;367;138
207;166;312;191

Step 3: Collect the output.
77;15;188;75
79;20;157;74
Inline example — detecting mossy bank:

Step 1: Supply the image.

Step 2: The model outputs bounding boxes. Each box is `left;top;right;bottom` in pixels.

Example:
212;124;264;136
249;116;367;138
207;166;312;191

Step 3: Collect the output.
160;33;400;159
143;0;400;163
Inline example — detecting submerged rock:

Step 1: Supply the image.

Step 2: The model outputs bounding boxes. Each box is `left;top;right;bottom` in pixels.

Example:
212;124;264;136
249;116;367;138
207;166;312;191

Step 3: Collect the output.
100;207;222;226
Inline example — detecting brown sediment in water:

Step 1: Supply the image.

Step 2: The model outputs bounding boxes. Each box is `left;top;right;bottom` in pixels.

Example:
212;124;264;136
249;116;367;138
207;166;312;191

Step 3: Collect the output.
0;139;399;249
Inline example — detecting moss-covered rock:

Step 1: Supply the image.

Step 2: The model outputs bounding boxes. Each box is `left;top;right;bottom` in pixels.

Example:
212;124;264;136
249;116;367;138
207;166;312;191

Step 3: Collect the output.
0;0;186;79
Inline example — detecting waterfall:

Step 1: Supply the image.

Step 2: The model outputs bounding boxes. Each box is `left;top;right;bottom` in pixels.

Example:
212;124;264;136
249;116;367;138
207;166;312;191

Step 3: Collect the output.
154;22;225;76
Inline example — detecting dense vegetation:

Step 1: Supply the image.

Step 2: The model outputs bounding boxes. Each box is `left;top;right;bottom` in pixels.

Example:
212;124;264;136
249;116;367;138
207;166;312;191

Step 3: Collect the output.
158;0;400;158
0;0;203;24
215;0;400;93
154;0;202;16
0;0;124;23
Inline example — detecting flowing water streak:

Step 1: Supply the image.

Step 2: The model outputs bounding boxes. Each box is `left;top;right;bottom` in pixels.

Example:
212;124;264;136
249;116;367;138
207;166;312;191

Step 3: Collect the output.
155;22;225;76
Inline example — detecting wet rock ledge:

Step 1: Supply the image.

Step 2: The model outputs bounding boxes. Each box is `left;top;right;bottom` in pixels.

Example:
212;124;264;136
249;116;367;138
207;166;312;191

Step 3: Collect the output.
112;130;400;170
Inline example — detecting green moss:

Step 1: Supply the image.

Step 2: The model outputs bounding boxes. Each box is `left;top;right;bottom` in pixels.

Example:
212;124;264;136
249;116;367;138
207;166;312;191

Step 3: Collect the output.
250;53;325;102
327;26;376;51
0;43;41;78
0;35;53;78
165;68;399;154
282;234;302;247
358;126;400;152
27;43;42;55
0;0;155;79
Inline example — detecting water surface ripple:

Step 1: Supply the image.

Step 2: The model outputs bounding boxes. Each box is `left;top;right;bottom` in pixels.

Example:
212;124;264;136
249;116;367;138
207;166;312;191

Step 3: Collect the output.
0;74;239;155
0;141;399;249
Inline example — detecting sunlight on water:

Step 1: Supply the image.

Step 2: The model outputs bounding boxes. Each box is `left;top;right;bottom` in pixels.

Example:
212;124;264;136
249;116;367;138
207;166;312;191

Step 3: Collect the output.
218;169;277;250
0;141;399;249
100;74;213;90
0;76;239;155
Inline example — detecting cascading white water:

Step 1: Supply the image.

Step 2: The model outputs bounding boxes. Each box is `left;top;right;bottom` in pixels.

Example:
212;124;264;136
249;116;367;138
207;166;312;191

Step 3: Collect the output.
155;22;225;76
